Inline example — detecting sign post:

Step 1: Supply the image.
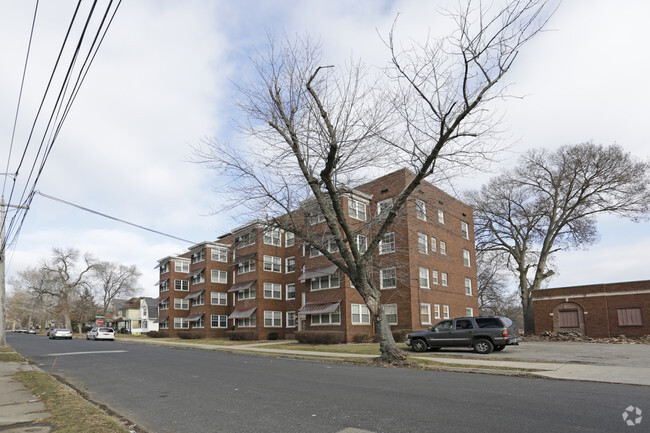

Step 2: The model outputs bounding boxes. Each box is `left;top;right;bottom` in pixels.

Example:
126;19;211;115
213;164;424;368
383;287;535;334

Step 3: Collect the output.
95;315;105;326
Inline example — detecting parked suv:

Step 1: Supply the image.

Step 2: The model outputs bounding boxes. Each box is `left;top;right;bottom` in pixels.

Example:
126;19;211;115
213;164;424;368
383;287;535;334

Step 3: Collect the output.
405;316;520;354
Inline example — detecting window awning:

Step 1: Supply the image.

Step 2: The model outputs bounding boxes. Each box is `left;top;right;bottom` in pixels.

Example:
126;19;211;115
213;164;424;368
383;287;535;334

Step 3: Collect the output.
154;278;169;286
227;280;256;293
188;267;205;278
231;252;256;266
184;290;205;300
154;312;169;324
298;300;341;316
154;296;169;305
228;307;257;319
186;312;204;322
299;263;338;280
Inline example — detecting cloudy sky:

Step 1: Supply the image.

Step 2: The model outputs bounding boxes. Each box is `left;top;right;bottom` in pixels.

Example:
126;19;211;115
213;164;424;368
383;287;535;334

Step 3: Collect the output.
1;0;648;299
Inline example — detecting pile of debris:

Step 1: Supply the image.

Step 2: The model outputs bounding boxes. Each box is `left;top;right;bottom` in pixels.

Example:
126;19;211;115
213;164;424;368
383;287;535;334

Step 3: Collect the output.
528;330;650;344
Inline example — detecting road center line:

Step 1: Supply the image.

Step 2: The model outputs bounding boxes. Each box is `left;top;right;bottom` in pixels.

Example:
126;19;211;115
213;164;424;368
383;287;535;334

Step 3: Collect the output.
46;350;128;356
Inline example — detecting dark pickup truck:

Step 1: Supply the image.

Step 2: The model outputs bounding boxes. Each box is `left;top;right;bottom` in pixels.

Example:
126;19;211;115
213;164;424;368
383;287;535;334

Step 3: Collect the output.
405;316;521;354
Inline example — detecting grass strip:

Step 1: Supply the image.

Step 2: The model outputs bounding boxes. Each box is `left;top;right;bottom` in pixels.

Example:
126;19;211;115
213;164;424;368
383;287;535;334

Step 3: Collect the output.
0;352;25;362
16;371;131;433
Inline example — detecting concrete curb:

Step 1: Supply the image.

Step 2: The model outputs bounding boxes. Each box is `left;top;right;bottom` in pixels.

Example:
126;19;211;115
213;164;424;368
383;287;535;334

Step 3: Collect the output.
0;360;52;432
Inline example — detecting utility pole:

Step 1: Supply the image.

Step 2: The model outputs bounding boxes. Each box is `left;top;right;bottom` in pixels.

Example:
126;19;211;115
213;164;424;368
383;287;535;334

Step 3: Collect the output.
1;197;29;347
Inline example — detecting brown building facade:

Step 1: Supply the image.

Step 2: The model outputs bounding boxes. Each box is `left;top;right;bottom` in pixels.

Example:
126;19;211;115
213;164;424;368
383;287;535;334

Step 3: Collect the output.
532;280;650;338
154;169;479;342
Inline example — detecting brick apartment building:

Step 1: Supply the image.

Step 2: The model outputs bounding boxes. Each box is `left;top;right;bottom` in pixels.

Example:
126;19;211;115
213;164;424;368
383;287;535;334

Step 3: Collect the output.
153;169;479;342
532;280;650;338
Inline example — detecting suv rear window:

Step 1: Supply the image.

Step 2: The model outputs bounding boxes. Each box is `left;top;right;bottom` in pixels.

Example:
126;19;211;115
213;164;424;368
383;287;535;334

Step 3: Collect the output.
475;318;502;328
99;328;113;332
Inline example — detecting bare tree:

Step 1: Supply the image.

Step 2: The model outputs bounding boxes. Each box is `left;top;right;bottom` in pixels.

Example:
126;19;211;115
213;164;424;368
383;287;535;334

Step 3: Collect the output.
476;250;522;328
198;1;552;363
93;261;142;317
20;248;96;330
468;143;650;334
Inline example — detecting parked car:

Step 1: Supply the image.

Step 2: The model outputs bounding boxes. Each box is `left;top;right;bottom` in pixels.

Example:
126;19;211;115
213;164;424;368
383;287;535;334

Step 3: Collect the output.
405;316;521;354
49;328;73;340
27;329;36;334
86;327;115;341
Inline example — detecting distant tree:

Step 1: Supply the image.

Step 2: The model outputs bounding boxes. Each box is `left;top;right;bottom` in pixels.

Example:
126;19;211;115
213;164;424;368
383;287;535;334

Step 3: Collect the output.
468;143;650;334
197;1;553;363
93;261;142;317
71;286;100;333
476;251;522;328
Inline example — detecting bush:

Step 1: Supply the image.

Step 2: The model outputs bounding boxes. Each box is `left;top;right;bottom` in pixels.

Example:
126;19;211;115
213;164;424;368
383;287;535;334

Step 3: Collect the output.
226;330;256;341
352;334;372;343
295;331;345;345
177;331;202;339
392;329;412;343
268;332;279;341
146;331;165;338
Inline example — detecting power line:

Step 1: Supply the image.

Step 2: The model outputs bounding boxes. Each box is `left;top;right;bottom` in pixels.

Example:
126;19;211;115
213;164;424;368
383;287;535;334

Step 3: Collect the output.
36;191;198;245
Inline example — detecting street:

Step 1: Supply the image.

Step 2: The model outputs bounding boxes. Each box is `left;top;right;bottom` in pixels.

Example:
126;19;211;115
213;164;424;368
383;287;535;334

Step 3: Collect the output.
7;333;647;433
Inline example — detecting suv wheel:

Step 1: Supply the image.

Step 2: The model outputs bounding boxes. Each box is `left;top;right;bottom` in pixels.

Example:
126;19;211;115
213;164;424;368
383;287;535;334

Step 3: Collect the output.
411;339;428;352
473;338;494;354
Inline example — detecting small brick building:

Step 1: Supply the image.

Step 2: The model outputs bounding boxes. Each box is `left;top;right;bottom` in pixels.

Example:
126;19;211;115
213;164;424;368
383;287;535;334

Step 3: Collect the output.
532;280;650;338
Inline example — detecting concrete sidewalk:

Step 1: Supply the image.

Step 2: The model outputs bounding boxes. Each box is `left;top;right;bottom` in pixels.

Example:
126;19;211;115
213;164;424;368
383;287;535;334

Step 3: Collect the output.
0;359;52;433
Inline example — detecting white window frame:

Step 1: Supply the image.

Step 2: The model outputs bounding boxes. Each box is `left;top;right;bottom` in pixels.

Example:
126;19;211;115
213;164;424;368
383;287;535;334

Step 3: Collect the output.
236;232;255;249
211;314;228;328
191;292;205;306
174;298;189;310
286;311;296;328
434;304;441;319
238;259;256;274
463;249;471;267
311;306;341;325
263;255;282;273
355;234;367;253
379;232;395;254
466;308;474;317
174;280;189;291
310;272;340;291
285;283;296;300
465;278;472;296
211;292;228;305
440;241;447;255
174;317;189;329
417;233;428;254
441;272;448;287
438;209;445;224
191;250;205;263
430;237;437;253
377;198;392;215
264;310;283;327
420;303;431;325
380;268;397;289
237;312;256;327
211;270;228;284
159;299;169;310
159;280;169;292
415;199;426;221
461;221;469;240
285;256;295;273
159;319;169;329
192;272;205;285
211;247;228;262
263;282;282;300
285;231;295;247
174;261;189;273
348;198;367;221
237;287;256;300
443;305;450;319
263;228;282;246
351;304;371;325
385;304;398;325
419;267;430;289
432;270;439;285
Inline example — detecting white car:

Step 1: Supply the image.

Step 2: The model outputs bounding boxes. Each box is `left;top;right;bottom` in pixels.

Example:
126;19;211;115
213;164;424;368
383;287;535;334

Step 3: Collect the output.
49;328;72;339
86;327;115;341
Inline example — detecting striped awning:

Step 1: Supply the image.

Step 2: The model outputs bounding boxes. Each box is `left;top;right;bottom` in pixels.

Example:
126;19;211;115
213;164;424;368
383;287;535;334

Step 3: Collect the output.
188;267;205;278
231;252;256;266
153;278;169;286
154;296;169;305
228;307;257;319
154;312;169;324
298;300;341;315
227;280;256;293
299;263;338;280
186;312;204;322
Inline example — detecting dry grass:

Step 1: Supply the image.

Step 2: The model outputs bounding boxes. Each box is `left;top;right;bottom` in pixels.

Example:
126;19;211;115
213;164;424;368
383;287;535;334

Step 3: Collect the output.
267;342;410;355
0;352;25;362
17;371;132;433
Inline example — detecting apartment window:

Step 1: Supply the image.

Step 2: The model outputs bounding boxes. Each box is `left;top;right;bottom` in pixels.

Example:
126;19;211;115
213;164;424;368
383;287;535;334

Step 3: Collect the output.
417;233;428;254
415;199;426;220
309;212;326;225
285;257;295;273
237;287;256;300
211;315;227;328
174;261;189;273
263;255;282;272
264;311;283;327
430;237;437;253
351;304;371;324
238;259;256;274
355;234;368;253
440;241;447;255
174;318;189;329
432;270;439;285
211;292;227;305
465;278;472;296
192;315;205;328
237;312;256;327
264;228;282;246
434;304;441;319
174;280;189;291
160;262;170;273
236;232;255;249
441;272;448;287
159;280;169;292
174;298;189;310
211;270;228;284
211;247;228;262
377;198;392;215
461;221;469;240
192;272;205;285
443;305;450;319
191;292;205;306
191;250;205;263
379;232;395;254
310;239;338;257
463;249;471;267
285;283;296;300
311;306;341;325
466;308;474;317
385;304;398;325
159;299;169;310
380;268;397;289
286;311;296;328
438;209;445;224
285;231;295;247
618;308;642;326
348;198;367;221
264;282;282;299
311;272;340;290
420;303;431;324
159;319;169;329
419;267;430;289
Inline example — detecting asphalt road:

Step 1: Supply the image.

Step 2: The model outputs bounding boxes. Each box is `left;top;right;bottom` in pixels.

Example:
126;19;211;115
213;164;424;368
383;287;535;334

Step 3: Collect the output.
7;333;648;433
